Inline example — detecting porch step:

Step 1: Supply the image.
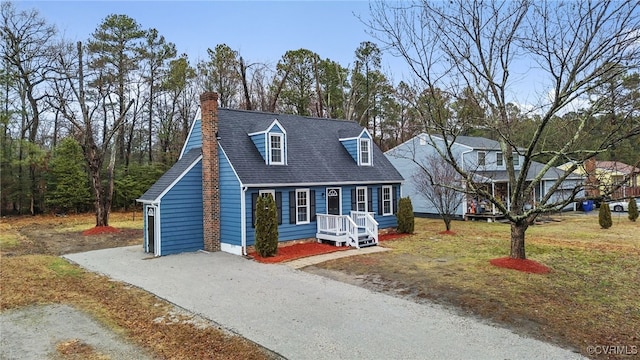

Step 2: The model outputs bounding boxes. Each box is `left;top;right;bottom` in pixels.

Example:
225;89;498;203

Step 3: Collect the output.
358;235;377;247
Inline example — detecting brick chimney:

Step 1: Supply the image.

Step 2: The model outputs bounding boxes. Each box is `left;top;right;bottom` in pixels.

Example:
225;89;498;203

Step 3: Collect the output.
584;157;599;197
200;92;220;252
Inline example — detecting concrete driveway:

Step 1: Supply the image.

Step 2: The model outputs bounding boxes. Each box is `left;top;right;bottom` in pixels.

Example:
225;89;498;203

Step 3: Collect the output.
64;246;585;360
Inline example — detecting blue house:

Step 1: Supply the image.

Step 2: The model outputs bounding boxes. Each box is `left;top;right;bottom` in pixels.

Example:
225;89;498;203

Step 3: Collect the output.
137;92;403;256
385;133;583;219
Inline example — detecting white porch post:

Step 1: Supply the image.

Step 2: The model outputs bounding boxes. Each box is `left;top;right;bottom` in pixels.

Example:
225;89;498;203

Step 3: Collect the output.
491;182;496;214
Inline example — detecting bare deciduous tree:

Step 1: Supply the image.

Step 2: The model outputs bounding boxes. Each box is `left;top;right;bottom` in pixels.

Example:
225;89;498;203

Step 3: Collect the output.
368;0;640;259
412;153;465;232
51;41;134;227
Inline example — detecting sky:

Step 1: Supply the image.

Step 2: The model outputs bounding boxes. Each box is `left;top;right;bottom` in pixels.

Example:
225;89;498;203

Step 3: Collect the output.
17;0;409;80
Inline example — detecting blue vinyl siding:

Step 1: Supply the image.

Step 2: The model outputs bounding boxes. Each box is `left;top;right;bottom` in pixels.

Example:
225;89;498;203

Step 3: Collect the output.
159;161;204;255
341;139;358;162
182;119;202;156
245;186;323;246
270;124;284;134
219;147;242;246
250;133;266;160
245;183;399;245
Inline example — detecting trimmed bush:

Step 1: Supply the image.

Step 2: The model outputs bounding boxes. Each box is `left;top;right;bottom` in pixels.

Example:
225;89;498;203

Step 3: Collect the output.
397;197;415;234
254;194;279;257
628;198;638;222
599;203;612;229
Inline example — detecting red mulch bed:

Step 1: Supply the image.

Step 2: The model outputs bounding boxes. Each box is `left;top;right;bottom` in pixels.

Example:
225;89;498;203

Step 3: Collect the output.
248;242;350;264
81;226;120;236
438;230;456;235
249;233;412;264
378;232;410;241
489;257;551;274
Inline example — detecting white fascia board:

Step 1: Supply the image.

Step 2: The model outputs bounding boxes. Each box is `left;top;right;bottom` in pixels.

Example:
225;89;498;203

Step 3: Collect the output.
247;118;287;136
178;112;201;160
136;199;160;205
243;180;402;188
219;145;243;188
154;155;203;202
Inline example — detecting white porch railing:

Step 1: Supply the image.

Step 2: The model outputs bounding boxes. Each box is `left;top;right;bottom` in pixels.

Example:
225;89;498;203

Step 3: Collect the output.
316;211;378;248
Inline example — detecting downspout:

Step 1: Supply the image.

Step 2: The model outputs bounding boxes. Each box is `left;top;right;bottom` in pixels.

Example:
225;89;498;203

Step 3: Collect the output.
241;186;248;255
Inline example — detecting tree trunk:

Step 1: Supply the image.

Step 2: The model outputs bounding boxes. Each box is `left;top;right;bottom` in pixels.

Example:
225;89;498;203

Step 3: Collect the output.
443;216;451;231
510;220;527;259
239;57;252;110
89;159;106;227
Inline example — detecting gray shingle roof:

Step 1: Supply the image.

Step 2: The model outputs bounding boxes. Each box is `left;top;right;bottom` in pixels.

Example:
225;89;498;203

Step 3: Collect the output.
452;136;502;150
137;148;202;202
217;109;404;185
477;161;584;182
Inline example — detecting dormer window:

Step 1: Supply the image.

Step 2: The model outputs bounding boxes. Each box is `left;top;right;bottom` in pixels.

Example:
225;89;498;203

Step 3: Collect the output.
359;138;371;166
497;152;503;167
339;129;373;166
269;133;284;165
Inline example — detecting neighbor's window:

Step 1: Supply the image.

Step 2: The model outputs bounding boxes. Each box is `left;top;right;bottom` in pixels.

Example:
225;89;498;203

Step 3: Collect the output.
513;153;520;166
296;189;309;224
496;152;503;167
477;151;486;166
359;138;371;166
382;186;393;215
356;187;367;212
269;133;284;165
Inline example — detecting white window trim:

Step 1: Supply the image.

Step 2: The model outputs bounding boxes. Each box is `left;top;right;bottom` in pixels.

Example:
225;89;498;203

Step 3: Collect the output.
496;152;503;167
359;138;372;166
296;189;310;224
356;186;368;212
268;133;285;165
382;185;393;216
259;189;275;198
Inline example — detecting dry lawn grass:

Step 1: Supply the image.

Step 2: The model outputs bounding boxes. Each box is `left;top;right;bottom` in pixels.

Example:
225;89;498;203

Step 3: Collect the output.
313;214;640;360
0;212;274;360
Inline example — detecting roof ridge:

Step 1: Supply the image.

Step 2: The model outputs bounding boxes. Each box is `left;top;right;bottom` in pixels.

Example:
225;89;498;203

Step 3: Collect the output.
219;108;357;123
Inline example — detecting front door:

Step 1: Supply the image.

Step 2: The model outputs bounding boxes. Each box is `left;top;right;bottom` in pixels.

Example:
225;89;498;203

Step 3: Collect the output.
146;206;156;254
327;187;341;215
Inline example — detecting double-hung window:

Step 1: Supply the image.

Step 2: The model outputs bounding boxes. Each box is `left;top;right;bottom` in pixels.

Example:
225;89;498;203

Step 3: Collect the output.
356;187;367;212
259;189;275;199
269;133;284;165
513;153;520;167
496;152;503;167
382;186;393;215
359;139;371;166
477;151;486;166
296;189;309;224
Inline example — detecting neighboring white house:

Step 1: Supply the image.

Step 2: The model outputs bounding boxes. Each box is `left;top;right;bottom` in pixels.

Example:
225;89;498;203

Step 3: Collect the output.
385;134;584;218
